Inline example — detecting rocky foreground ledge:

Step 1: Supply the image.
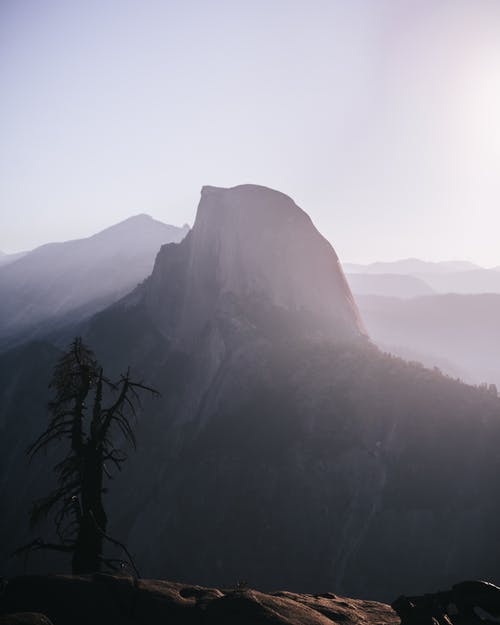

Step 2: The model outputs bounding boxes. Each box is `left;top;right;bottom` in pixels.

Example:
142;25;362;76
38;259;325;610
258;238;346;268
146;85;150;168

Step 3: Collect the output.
0;573;397;625
2;575;500;624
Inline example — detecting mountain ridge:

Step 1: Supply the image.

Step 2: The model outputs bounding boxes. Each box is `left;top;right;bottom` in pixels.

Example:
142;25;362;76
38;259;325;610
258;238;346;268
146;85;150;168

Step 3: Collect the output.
356;292;500;387
344;259;483;274
0;215;189;346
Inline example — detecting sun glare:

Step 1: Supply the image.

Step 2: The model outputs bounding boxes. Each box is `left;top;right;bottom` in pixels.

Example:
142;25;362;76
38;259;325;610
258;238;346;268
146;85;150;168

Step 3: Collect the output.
460;48;500;159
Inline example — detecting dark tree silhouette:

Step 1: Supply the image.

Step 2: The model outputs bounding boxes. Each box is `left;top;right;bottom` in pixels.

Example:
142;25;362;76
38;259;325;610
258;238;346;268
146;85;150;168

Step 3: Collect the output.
17;337;159;574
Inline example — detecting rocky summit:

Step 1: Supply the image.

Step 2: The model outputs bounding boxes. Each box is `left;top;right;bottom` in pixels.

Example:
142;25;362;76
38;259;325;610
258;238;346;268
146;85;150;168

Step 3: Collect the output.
141;184;366;345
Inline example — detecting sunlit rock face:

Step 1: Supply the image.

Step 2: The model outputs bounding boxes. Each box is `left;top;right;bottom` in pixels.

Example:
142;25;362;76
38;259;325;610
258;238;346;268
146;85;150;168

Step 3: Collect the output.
144;184;365;345
133;184;367;427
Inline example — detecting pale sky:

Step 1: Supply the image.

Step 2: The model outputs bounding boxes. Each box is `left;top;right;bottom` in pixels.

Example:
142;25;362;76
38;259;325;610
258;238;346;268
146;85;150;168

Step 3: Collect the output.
1;0;500;265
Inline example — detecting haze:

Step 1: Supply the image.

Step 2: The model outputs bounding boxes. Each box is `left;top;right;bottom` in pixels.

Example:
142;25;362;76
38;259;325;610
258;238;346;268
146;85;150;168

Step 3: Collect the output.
1;0;500;266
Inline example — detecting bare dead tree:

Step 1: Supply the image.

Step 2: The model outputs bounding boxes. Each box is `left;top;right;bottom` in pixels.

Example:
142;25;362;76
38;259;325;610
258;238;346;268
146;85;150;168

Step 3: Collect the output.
16;337;159;575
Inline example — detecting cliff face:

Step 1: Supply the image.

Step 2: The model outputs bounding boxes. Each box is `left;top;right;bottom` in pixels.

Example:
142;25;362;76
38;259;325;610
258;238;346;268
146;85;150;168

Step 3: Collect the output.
143;184;365;346
128;184;367;426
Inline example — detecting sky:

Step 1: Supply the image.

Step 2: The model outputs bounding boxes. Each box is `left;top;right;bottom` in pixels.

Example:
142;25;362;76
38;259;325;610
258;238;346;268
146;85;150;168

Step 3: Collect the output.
1;0;500;265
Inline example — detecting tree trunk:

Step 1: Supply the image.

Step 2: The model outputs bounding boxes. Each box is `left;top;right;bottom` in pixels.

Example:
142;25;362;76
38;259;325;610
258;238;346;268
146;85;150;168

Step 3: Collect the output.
72;444;107;574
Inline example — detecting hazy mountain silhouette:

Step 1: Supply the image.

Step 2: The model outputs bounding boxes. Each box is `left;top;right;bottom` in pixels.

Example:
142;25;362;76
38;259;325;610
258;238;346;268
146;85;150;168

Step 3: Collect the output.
345;259;500;295
344;259;481;275
343;259;500;385
357;293;500;387
0;215;189;346
345;273;435;299
419;269;500;294
1;185;499;603
0;250;27;267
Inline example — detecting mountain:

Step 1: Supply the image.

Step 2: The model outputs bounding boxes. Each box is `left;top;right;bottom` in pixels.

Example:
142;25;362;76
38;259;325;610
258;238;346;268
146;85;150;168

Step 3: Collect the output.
345;273;435;299
344;260;500;384
0;216;189;346
344;259;481;275
418;268;500;294
344;260;500;295
140;184;365;344
0;250;27;267
1;185;500;602
356;293;500;387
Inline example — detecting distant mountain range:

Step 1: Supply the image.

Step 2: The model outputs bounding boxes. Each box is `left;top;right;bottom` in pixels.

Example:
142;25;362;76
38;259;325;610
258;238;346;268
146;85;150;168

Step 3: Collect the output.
1;185;499;601
344;259;500;297
345;273;435;299
0;216;189;347
357;293;500;387
0;250;27;267
344;259;483;275
341;259;500;386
